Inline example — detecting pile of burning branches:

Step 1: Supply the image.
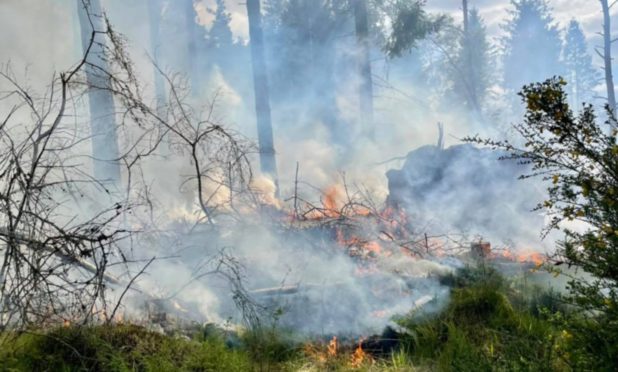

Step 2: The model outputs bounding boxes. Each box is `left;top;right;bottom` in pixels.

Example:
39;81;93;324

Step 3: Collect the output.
281;173;472;262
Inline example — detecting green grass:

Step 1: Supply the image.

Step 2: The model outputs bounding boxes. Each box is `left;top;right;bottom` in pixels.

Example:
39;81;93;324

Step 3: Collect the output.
0;324;251;372
0;266;607;371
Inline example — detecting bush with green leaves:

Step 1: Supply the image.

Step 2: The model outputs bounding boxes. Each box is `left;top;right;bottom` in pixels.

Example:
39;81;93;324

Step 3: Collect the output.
396;266;561;371
0;324;251;371
467;77;618;369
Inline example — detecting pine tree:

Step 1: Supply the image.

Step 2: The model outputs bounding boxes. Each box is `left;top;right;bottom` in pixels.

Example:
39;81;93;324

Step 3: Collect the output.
207;0;234;49
452;7;492;112
385;0;445;58
502;0;562;94
563;19;599;107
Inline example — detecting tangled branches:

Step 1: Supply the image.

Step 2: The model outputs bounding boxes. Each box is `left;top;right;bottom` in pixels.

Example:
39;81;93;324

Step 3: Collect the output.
0;2;257;329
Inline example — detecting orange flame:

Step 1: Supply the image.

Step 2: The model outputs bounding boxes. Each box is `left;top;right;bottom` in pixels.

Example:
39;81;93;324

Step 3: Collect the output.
323;186;340;215
495;248;545;266
327;336;338;357
350;339;371;368
304;336;339;363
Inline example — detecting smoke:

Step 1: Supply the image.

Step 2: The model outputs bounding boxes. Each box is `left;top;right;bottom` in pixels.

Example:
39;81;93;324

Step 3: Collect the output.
0;0;577;336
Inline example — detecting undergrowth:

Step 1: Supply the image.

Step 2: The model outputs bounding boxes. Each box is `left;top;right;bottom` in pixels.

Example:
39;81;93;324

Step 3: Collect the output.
0;265;607;371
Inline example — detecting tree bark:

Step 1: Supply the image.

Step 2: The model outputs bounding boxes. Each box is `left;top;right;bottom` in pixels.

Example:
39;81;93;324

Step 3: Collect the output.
461;0;480;113
76;0;121;186
246;0;279;189
601;0;616;114
354;0;374;139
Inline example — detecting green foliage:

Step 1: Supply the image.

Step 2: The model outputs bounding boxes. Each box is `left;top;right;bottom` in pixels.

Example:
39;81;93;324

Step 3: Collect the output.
563;19;600;107
206;0;234;49
384;0;446;58
240;324;300;369
0;324;250;372
452;8;493;112
468;77;618;369
477;78;618;314
397;266;562;371
502;0;562;94
0;266;606;370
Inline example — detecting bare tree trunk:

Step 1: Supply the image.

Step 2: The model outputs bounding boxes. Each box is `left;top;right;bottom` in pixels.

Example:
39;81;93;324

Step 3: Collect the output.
76;0;121;186
461;0;480;114
354;0;374;139
147;0;166;114
601;0;616;114
246;0;279;190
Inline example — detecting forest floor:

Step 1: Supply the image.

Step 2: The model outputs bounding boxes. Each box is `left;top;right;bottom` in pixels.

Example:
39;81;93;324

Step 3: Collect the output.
0;266;574;371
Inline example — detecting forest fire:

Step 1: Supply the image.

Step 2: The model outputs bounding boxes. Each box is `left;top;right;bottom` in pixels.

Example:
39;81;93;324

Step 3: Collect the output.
7;0;610;368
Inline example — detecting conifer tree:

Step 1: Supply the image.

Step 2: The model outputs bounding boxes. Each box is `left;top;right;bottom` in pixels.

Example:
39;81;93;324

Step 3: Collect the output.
453;7;492;112
502;0;562;94
563;19;599;107
208;0;234;49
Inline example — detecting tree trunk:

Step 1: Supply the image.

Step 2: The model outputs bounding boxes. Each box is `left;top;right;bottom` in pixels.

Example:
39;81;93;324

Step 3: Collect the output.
147;0;166;114
354;0;374;139
461;0;480;113
601;0;616;114
76;0;121;186
246;0;279;190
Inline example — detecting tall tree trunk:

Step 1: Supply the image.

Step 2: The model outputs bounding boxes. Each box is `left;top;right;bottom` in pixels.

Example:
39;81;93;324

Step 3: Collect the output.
601;0;616;114
461;0;480;113
147;0;166;114
76;0;121;186
246;0;279;190
354;0;374;139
